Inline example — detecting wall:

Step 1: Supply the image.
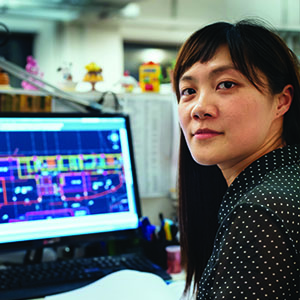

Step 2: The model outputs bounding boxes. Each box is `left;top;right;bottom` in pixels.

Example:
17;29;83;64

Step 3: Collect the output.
120;0;299;47
50;22;124;87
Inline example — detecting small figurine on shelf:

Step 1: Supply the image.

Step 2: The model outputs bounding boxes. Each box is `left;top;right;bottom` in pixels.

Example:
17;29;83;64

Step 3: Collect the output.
83;62;103;91
139;61;161;92
119;71;139;93
22;55;44;90
57;62;76;91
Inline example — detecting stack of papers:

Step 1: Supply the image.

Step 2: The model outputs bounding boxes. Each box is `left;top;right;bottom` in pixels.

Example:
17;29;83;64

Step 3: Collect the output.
45;270;186;300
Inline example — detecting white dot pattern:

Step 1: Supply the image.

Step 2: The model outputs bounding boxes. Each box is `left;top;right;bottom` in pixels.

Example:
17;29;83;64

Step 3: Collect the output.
197;145;300;299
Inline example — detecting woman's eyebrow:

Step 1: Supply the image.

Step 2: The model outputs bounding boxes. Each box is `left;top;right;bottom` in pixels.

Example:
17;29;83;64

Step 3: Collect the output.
208;65;239;78
179;65;238;84
208;65;238;78
179;75;197;85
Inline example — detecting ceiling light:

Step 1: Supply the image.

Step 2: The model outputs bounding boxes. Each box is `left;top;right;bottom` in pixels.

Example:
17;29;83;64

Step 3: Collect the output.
120;3;140;18
139;49;167;64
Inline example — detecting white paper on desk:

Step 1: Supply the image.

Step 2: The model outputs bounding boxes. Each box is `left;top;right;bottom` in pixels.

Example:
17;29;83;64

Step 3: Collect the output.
45;270;184;300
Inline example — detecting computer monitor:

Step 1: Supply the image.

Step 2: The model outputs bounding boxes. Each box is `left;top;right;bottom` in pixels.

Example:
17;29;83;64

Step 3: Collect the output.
0;112;141;254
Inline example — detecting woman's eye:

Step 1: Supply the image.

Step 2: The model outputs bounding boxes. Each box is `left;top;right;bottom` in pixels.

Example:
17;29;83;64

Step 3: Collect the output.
217;81;236;90
181;88;196;96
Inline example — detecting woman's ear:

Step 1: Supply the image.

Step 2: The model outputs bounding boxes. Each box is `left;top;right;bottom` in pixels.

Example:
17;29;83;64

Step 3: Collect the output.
276;84;293;118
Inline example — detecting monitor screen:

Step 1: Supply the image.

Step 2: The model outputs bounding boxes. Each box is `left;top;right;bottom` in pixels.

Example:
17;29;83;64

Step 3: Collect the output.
0;112;141;250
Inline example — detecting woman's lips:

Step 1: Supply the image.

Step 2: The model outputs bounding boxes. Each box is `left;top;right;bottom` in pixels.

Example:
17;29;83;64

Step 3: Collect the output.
193;128;222;140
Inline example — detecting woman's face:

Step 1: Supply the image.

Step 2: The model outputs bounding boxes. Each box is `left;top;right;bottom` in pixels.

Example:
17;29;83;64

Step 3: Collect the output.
178;46;287;179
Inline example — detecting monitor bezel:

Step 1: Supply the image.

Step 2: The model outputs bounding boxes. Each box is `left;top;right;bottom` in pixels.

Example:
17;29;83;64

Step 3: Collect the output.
0;111;142;254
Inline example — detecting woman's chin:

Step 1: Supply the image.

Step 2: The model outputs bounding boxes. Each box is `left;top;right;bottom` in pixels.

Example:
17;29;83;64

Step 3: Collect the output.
192;156;218;166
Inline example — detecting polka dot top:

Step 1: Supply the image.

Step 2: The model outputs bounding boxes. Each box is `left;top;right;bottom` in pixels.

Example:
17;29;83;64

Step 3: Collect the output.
197;144;300;299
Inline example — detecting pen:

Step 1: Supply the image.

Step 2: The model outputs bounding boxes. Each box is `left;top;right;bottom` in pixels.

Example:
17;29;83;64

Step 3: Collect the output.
164;220;172;241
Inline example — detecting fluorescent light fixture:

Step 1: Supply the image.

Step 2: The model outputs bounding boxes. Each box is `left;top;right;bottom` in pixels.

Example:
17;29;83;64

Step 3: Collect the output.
2;8;80;21
120;2;140;18
139;48;167;64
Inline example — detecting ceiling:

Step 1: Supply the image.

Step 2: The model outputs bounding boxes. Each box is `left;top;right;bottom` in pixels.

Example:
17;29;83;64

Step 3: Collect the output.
0;0;144;21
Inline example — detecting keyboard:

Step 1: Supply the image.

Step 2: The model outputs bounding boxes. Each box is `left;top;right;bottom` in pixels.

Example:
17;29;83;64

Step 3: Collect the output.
0;252;172;300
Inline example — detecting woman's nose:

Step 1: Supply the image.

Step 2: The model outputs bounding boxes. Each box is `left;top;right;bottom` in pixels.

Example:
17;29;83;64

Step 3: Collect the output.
191;96;217;120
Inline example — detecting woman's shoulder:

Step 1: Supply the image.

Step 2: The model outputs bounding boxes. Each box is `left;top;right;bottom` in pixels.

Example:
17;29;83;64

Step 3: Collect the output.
230;168;300;242
238;165;300;213
245;160;300;204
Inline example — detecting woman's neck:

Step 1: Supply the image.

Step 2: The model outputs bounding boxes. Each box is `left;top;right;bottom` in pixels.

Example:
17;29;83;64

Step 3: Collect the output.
219;138;285;187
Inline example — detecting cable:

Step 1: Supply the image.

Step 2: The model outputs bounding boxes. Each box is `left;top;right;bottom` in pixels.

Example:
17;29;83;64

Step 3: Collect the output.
0;22;10;47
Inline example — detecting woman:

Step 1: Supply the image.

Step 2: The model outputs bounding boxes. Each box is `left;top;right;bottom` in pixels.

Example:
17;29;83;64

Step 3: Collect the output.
173;20;300;299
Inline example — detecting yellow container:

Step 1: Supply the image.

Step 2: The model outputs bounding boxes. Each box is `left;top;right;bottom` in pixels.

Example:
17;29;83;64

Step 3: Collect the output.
139;61;161;92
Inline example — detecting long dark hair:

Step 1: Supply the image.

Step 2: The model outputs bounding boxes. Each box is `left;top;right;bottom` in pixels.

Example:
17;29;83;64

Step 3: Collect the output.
173;19;300;293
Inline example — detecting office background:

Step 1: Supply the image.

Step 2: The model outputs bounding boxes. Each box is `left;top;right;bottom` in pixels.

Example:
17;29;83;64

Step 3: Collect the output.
0;0;299;224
